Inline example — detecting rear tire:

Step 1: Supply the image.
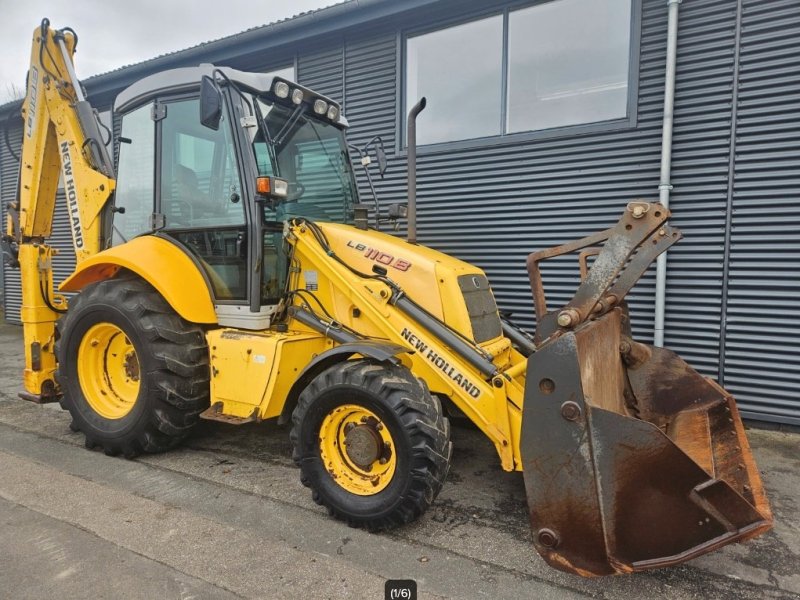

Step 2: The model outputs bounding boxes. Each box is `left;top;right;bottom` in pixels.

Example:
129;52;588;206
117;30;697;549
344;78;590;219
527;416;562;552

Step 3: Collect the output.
56;274;210;457
291;360;451;530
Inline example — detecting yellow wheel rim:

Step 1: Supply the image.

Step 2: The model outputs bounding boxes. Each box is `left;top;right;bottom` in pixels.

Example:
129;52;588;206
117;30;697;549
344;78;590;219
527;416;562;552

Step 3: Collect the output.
77;322;141;420
318;404;397;496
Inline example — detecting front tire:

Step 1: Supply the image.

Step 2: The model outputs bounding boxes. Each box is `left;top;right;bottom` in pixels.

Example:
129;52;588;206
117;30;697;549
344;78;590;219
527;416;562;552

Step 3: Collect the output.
56;274;210;457
291;360;452;530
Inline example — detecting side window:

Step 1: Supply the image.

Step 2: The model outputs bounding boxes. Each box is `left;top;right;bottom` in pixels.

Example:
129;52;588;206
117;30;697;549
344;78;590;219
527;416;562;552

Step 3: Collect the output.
160;98;244;229
159;98;248;301
112;104;154;244
289;137;350;222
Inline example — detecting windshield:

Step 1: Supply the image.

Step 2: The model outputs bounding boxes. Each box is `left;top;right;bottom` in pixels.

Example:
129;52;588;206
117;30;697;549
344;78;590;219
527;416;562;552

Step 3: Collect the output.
252;97;357;223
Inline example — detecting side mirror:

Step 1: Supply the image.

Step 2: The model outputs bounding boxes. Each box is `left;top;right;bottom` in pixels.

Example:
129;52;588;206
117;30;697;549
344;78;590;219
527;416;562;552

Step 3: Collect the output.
199;76;222;130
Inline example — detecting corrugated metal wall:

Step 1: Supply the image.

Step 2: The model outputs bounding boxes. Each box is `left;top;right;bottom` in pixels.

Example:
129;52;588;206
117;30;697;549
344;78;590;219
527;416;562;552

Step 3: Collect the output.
660;0;736;376
1;125;22;320
1;0;798;425
724;0;800;426
298;43;344;106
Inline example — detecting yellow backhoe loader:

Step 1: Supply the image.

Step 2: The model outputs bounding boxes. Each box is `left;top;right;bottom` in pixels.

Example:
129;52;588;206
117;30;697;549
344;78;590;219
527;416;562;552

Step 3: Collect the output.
2;20;772;577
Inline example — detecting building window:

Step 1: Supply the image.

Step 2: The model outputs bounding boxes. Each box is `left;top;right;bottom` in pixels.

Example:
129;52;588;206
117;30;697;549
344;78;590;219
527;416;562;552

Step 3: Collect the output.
404;0;634;147
406;16;503;146
507;0;631;133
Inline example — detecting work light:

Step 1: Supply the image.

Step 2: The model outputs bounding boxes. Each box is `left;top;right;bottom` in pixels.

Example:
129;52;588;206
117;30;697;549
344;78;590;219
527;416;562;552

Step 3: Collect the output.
273;81;289;99
314;99;328;115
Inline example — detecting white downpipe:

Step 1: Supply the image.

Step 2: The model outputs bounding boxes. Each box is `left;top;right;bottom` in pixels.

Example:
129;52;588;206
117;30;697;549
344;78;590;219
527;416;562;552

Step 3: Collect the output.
654;0;682;347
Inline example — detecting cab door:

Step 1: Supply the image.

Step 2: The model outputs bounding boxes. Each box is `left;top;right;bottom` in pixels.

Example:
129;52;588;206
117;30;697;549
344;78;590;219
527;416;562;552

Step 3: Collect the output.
155;96;249;304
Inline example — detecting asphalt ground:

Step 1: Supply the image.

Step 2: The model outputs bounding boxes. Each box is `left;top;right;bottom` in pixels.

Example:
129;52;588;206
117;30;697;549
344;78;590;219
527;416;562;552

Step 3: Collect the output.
0;319;798;599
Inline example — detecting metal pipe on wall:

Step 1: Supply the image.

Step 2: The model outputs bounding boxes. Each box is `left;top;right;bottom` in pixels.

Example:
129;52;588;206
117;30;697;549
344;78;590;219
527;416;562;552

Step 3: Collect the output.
653;0;682;348
406;97;426;245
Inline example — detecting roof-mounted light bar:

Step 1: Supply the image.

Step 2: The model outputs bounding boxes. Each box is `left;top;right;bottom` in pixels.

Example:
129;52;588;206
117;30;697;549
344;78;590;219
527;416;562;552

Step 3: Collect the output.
269;77;342;124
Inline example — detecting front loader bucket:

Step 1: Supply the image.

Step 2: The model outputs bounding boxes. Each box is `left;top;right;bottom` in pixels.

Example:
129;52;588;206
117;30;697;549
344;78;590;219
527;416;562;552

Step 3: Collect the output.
520;202;772;576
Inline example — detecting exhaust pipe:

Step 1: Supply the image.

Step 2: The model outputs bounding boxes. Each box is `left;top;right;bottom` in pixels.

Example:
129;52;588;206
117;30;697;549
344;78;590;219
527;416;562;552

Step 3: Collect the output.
406;97;426;244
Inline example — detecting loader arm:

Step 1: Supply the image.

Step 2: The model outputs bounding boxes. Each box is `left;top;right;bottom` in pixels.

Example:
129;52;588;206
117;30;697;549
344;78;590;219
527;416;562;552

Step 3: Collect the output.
2;19;116;401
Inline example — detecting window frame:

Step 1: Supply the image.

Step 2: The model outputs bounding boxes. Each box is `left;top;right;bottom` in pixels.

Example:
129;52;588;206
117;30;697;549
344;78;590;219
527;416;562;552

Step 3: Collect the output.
397;0;642;155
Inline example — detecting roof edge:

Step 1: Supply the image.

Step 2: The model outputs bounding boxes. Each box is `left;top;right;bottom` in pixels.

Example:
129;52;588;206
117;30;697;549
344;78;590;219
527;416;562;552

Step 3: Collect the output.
0;0;441;118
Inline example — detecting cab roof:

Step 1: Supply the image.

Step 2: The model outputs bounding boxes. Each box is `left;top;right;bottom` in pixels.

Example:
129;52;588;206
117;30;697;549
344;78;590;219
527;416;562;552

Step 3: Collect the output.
114;64;278;113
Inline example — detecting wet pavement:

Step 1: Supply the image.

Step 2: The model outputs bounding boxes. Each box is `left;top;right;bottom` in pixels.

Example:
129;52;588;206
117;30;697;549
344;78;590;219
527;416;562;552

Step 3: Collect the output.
0;320;797;599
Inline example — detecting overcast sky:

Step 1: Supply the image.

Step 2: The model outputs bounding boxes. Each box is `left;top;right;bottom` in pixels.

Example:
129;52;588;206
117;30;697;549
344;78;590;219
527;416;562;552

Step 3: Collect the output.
0;0;338;103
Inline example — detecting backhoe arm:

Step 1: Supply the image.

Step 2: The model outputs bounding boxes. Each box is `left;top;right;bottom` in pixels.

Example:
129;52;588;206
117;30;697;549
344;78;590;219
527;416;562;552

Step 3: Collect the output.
3;19;116;401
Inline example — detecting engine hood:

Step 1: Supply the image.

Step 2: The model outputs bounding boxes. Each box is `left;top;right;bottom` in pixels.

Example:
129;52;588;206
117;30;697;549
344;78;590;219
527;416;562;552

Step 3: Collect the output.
317;222;484;323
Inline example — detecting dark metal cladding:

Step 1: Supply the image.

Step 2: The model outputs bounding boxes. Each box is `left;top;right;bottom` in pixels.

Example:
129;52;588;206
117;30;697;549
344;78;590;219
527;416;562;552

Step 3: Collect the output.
520;204;772;576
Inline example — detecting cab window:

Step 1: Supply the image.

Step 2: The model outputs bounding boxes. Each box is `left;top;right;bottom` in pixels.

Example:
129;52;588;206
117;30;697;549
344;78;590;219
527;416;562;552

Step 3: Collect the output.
160;98;248;301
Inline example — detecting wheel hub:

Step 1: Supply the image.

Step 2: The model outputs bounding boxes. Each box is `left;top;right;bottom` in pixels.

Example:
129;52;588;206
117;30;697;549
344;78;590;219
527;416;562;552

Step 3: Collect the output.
77;322;141;420
123;350;140;381
318;404;397;495
344;423;384;468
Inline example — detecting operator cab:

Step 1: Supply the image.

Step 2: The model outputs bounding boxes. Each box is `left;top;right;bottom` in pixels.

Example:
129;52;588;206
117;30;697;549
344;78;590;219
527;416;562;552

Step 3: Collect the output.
109;65;358;329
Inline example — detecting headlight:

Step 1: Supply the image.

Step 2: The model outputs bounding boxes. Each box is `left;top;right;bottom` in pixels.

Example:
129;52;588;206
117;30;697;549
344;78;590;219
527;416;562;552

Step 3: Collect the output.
256;176;289;198
291;88;304;105
272;178;289;198
313;99;328;115
274;81;290;99
327;105;339;122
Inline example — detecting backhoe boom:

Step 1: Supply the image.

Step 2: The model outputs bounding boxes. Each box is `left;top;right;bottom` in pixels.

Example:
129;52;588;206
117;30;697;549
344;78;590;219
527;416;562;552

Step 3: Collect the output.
3;19;116;401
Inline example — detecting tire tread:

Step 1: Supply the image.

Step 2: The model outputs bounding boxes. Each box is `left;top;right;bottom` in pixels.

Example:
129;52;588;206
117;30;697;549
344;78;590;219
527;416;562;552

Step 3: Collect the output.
56;273;209;458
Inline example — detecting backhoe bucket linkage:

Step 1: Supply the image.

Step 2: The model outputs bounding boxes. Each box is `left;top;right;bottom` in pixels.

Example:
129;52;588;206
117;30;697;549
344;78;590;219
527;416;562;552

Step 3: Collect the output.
520;202;772;576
